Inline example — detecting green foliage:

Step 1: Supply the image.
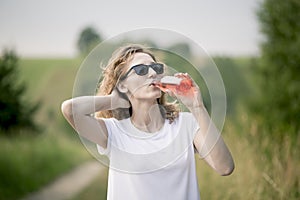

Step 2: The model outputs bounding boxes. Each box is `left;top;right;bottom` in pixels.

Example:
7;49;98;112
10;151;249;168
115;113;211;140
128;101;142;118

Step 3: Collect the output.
0;58;90;200
254;0;300;136
213;57;250;115
0;133;90;200
77;26;102;56
0;50;40;133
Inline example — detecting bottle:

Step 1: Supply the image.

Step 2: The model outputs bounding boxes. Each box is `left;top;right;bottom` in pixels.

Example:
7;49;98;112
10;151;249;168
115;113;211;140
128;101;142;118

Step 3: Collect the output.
153;76;193;95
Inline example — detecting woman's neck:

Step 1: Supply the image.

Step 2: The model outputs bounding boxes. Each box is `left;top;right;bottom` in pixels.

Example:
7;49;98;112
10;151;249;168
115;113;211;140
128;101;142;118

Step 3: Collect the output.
130;100;164;133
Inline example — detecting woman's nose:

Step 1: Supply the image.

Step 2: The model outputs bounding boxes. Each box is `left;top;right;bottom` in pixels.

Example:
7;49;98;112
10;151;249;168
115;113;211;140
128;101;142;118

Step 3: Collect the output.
148;68;157;78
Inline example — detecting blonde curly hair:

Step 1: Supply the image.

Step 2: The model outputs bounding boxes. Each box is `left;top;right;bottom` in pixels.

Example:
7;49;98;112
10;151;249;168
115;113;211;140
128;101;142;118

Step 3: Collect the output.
95;44;179;123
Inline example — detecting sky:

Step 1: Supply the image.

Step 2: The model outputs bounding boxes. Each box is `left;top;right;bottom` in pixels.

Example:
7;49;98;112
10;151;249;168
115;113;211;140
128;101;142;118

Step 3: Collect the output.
0;0;262;58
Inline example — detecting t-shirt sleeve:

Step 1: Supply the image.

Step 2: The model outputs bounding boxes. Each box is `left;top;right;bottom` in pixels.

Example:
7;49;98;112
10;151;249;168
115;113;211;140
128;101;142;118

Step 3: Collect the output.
96;118;114;156
180;112;200;154
182;112;200;136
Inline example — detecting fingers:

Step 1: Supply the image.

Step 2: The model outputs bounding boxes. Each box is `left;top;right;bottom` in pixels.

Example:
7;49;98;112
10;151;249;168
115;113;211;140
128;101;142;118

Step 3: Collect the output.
174;72;198;88
174;72;189;78
174;72;193;84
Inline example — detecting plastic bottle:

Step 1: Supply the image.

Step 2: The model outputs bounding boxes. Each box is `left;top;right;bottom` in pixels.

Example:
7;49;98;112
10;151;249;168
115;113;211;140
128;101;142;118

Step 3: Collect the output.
153;76;193;95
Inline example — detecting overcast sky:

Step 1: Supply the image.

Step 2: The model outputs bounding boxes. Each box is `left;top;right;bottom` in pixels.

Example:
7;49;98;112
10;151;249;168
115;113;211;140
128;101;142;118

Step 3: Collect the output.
0;0;262;58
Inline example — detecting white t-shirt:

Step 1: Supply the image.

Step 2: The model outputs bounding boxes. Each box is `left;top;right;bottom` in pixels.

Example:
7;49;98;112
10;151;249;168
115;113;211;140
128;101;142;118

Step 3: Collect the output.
97;112;201;200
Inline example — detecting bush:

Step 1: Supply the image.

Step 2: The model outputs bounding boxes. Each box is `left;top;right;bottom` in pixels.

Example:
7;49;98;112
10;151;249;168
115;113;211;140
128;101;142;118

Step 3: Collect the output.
0;49;40;134
252;0;300;138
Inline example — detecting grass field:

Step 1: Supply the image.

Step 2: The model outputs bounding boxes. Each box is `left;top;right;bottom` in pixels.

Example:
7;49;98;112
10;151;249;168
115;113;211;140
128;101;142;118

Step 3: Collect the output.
0;58;92;200
0;57;299;200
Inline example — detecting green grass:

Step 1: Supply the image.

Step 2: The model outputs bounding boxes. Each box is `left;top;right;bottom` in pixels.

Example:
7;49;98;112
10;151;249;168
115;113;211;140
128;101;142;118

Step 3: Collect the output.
18;58;82;123
0;132;90;200
19;58;80;96
0;57;92;200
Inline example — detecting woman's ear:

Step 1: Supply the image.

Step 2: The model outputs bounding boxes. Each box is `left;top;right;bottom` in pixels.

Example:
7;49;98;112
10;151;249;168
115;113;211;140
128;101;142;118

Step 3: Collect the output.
117;82;128;93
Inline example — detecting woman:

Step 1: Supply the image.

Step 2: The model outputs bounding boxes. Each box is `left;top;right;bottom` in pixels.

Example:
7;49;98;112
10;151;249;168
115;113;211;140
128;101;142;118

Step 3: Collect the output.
61;44;234;200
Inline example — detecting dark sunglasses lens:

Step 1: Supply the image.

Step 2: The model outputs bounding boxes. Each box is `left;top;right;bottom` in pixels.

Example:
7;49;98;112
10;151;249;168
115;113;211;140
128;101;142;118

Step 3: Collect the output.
134;65;149;75
152;63;164;74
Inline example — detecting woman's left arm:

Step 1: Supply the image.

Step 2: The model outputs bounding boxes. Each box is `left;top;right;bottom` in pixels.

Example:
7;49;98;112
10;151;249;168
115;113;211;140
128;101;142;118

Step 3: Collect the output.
172;73;234;176
190;105;234;176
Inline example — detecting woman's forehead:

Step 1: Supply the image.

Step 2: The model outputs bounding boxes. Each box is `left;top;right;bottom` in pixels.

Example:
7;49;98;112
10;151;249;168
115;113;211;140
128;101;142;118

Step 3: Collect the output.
127;53;155;67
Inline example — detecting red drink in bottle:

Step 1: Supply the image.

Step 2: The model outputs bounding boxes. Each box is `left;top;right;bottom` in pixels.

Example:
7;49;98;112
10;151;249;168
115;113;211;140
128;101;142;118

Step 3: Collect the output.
153;76;193;95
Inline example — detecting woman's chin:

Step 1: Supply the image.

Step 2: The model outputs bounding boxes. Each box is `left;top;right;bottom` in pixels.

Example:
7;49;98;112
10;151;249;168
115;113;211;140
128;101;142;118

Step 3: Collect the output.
151;87;162;98
144;89;162;100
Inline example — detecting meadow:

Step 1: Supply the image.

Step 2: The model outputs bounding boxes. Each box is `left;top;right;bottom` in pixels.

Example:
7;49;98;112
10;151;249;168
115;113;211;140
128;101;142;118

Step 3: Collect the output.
0;58;92;200
0;57;298;200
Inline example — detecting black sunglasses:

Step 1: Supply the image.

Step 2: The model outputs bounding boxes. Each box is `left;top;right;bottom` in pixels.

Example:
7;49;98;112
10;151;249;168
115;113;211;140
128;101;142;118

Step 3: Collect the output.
121;63;164;79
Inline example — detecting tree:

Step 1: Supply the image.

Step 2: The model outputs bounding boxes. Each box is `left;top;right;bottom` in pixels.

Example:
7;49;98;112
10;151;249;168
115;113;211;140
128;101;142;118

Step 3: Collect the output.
77;26;102;56
168;42;192;60
0;49;40;133
254;0;300;136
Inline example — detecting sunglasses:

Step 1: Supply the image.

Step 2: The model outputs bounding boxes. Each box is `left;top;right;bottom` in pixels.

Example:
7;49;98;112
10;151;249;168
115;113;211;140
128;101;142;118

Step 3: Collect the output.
121;63;164;80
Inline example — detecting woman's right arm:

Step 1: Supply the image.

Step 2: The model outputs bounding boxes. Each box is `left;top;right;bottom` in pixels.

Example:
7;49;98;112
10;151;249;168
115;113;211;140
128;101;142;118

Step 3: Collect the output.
61;90;129;149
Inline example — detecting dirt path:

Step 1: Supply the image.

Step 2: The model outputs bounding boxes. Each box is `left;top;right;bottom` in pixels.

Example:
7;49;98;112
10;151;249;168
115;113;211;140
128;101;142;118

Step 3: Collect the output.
21;161;104;200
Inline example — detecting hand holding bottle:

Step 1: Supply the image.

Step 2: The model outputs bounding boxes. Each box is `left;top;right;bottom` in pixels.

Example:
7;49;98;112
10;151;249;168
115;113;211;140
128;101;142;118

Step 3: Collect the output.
154;73;204;109
153;75;193;95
